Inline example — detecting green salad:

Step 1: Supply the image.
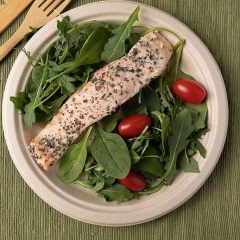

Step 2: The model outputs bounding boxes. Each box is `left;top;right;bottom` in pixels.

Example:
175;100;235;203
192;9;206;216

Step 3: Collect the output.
11;6;208;202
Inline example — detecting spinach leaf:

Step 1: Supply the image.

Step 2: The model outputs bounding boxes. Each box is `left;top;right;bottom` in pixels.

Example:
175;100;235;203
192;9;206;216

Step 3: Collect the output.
129;150;140;165
141;88;161;127
101;6;140;62
57;127;92;182
75;26;110;66
90;125;131;178
101;114;118;133
35;95;67;122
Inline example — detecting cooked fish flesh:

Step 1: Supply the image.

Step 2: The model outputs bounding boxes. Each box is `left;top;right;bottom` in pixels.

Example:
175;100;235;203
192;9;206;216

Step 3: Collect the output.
28;31;173;170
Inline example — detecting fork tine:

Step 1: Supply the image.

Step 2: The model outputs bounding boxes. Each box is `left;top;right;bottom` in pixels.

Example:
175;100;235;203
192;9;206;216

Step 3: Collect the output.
44;0;62;15
39;0;54;9
48;0;72;18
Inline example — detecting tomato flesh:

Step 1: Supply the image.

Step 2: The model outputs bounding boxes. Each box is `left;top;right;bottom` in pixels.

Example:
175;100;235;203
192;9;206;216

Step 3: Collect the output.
118;170;146;191
172;78;206;104
118;114;151;138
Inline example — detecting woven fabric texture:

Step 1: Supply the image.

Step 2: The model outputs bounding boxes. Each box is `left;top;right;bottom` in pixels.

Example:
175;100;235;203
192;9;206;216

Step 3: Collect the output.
0;0;239;239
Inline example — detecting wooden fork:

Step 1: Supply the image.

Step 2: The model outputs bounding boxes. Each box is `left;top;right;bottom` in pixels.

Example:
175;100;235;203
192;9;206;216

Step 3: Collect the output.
0;0;72;62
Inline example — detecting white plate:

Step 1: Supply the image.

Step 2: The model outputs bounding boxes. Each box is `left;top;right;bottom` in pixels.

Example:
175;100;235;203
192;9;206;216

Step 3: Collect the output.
2;1;228;226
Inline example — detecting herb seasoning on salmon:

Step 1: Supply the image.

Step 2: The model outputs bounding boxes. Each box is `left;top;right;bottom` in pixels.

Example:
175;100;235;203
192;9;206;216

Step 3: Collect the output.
28;31;173;170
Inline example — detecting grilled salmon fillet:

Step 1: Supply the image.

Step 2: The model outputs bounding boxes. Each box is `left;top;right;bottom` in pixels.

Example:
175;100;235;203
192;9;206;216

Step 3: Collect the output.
28;31;173;170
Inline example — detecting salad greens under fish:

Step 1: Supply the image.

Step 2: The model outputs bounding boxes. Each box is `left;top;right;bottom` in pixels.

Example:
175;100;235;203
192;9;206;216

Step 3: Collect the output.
11;6;209;202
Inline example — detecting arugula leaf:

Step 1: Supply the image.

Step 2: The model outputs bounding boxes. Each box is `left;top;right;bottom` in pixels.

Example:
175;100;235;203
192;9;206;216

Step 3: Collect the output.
167;109;195;166
180;157;200;173
57;15;71;39
152;109;195;187
183;101;208;121
56;16;71;63
90;125;131;178
191;138;207;158
163;40;195;88
23;59;51;129
186;108;205;130
152;111;170;155
10;92;28;113
23;26;38;42
101;6;140;62
57;127;92;182
74;180;95;190
56;75;76;94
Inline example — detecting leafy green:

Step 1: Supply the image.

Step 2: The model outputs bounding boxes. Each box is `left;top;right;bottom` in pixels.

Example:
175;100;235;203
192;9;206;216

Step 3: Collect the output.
35;95;67;122
101;114;118;133
10;92;28;113
152;111;170;155
163;40;195;88
23;59;50;129
183;101;208;121
180;157;200;173
191;138;207;158
152;109;195;187
129;150;141;165
98;184;133;202
23;26;38;42
167;109;194;167
57;127;92;182
74;26;110;66
90;125;131;178
123;88;161;126
101;6;140;62
133;146;164;178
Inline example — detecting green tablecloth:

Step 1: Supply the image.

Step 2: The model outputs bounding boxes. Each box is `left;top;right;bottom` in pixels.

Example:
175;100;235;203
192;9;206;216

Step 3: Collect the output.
0;0;239;239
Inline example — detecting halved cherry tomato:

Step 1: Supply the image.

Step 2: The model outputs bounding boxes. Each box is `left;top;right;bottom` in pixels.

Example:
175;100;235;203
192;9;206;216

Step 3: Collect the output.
172;78;206;104
118;170;146;191
118;114;151;138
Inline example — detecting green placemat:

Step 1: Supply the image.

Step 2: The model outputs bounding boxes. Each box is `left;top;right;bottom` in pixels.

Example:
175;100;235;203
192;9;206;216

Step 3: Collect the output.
1;0;239;239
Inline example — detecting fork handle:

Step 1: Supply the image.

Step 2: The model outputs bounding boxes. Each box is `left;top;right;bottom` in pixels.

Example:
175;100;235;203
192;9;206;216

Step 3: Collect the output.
0;24;31;62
